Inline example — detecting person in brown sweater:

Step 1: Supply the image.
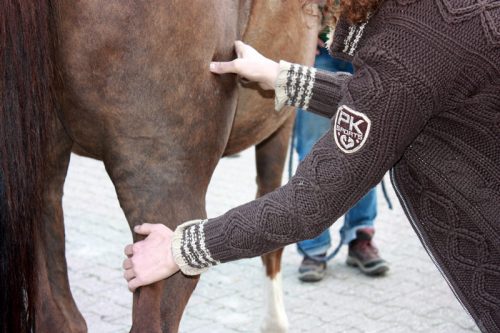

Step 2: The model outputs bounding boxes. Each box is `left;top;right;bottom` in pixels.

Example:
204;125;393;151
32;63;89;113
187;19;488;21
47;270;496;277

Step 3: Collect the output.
123;1;500;331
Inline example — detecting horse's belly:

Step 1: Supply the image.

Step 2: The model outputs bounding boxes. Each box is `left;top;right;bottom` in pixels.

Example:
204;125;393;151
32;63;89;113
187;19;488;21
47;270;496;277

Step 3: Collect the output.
56;0;245;159
224;87;294;155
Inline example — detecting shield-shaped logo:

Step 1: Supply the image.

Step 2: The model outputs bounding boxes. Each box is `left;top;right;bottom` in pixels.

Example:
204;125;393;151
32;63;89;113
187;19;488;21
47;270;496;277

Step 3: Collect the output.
333;105;371;154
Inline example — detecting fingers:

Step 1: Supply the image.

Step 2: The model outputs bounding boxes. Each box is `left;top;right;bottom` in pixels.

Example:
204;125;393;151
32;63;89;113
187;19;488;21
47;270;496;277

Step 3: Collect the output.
123;223;174;292
123;258;135;282
123;268;135;282
210;60;239;74
133;223;158;236
128;278;143;293
124;244;134;257
210;40;247;75
234;40;245;58
122;258;132;270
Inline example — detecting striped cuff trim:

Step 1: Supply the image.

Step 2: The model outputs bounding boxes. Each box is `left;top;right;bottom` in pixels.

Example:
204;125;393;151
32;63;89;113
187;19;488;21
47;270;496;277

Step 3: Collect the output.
172;219;219;276
342;19;369;56
274;60;316;112
325;26;335;52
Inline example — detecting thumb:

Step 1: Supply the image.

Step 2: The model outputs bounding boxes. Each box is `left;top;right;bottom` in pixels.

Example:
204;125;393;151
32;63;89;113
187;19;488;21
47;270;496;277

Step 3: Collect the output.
133;223;155;236
234;40;246;58
210;60;238;75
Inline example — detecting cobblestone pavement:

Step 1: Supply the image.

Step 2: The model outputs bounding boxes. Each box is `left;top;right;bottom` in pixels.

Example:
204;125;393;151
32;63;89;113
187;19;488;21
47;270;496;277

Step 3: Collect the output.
64;149;480;333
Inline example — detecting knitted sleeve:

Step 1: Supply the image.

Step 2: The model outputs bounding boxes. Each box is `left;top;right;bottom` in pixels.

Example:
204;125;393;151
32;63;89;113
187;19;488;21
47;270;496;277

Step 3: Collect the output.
274;60;352;118
172;45;438;275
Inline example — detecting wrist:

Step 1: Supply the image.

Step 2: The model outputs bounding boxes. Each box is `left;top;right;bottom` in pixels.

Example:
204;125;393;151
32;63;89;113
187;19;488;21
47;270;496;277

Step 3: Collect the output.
171;219;216;276
274;60;293;111
274;61;317;112
265;60;280;90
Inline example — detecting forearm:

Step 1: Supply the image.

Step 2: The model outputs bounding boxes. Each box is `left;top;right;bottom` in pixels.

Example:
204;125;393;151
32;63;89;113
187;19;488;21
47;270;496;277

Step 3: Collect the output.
172;128;384;275
275;61;352;118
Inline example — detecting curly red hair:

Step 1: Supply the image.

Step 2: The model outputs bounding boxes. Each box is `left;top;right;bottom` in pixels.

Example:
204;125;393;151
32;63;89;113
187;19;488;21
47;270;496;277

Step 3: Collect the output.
322;0;383;25
341;0;382;23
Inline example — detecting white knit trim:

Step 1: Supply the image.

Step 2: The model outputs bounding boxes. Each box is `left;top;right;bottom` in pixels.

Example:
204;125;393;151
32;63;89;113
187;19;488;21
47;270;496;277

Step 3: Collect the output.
302;67;316;110
348;21;367;55
297;66;308;105
186;225;205;265
274;60;293;112
198;222;217;264
342;26;356;53
172;219;210;276
325;26;335;51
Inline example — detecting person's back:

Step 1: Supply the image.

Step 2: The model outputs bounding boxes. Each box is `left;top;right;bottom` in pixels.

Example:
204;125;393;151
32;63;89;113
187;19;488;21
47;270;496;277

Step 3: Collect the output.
327;1;500;330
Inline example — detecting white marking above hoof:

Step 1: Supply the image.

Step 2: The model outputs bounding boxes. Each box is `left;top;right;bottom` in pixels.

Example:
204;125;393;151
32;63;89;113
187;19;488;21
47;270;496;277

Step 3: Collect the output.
260;271;289;333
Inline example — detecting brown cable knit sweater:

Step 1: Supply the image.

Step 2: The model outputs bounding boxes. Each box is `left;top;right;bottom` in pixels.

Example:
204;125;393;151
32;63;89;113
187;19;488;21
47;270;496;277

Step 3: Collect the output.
172;1;500;331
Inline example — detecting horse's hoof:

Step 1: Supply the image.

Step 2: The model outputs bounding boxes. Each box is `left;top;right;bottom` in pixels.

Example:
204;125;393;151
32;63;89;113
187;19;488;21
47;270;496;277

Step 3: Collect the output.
260;320;289;333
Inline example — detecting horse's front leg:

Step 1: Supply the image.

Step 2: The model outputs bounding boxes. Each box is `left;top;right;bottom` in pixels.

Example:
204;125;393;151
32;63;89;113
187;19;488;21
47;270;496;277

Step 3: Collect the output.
255;114;295;333
105;142;224;333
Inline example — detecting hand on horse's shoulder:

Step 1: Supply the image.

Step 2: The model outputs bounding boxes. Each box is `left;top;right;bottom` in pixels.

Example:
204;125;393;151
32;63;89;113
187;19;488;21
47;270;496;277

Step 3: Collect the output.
122;223;178;292
210;41;279;90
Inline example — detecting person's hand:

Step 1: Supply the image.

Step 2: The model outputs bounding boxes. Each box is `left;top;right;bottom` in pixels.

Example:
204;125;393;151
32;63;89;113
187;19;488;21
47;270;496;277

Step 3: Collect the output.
210;40;279;90
123;223;179;292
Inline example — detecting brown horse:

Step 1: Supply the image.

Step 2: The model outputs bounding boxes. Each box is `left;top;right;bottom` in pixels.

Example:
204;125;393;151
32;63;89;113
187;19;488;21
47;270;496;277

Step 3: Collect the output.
1;1;321;332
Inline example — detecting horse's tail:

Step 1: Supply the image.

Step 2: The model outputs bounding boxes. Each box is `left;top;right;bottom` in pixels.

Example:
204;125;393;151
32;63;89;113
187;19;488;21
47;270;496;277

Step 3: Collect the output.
0;1;56;332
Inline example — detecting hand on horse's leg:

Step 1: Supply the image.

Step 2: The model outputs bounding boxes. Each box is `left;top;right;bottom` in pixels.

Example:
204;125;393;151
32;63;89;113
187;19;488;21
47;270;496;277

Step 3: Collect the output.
123;223;179;292
210;41;279;90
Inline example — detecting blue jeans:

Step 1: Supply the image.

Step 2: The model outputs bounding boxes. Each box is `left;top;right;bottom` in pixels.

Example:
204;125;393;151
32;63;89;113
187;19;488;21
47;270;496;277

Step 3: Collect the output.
295;50;377;256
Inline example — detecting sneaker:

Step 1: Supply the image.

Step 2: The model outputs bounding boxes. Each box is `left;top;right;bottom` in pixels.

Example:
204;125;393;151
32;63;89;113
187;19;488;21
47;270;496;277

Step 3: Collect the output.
346;228;389;276
298;254;326;282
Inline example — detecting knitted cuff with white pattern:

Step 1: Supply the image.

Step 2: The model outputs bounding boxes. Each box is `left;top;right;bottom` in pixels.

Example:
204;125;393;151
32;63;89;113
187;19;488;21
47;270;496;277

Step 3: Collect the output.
274;60;317;112
171;219;220;276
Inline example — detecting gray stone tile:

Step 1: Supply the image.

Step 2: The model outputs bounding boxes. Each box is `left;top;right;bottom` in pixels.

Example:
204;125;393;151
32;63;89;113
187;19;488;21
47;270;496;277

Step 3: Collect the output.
60;151;479;333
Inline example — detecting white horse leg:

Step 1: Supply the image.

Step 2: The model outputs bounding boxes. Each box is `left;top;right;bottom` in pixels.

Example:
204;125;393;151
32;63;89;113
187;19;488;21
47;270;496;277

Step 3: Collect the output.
261;271;289;333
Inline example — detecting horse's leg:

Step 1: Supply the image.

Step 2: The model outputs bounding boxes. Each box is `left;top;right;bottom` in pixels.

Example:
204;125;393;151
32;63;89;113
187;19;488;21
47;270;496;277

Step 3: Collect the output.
104;142;226;333
36;120;86;332
255;114;295;333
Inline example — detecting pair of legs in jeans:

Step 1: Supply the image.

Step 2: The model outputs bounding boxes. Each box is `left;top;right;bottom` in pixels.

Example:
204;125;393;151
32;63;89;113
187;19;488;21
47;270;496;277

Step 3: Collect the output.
294;48;388;281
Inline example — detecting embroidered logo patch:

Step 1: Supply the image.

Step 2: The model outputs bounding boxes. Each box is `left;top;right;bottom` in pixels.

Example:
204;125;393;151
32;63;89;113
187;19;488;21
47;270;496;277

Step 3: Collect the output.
334;105;371;154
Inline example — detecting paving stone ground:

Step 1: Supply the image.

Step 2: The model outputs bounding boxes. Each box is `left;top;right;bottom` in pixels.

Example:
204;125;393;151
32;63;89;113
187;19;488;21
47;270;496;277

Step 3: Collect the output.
64;148;480;333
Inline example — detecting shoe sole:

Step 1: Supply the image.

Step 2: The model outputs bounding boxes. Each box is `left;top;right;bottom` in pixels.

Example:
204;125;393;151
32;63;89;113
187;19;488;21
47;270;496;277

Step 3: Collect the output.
298;270;326;282
346;256;389;276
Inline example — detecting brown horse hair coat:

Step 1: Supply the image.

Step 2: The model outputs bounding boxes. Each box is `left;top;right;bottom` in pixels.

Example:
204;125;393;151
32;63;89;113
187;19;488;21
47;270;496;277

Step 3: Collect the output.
0;1;56;332
2;1;314;332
